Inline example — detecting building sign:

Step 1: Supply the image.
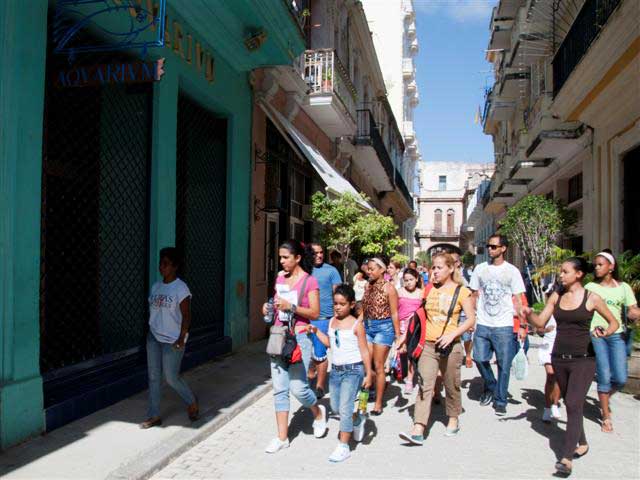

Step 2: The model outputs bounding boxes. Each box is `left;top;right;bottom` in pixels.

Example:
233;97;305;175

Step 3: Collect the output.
53;0;166;57
55;59;165;88
163;16;215;84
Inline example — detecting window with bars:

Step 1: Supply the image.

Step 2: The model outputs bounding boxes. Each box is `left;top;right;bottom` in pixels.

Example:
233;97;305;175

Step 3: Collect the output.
175;94;227;339
40;71;152;374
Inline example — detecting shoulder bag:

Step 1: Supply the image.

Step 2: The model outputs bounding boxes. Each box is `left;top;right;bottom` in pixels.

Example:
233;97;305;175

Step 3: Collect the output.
266;275;309;359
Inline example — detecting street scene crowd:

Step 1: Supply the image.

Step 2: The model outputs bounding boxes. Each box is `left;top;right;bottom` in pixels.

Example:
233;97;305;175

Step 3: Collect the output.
142;234;639;478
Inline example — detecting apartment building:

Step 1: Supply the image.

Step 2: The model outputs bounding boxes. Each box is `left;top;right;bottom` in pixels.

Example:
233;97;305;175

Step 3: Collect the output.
482;0;640;259
416;162;493;255
362;0;422;258
248;0;414;340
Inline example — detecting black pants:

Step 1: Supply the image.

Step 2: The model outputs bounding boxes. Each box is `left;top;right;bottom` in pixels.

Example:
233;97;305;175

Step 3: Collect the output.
552;357;596;460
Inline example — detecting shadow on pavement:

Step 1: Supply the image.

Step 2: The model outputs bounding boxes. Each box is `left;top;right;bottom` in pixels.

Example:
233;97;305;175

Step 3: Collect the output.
0;341;272;479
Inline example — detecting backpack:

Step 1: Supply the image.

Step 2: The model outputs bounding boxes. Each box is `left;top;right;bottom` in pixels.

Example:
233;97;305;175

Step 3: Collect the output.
406;283;434;363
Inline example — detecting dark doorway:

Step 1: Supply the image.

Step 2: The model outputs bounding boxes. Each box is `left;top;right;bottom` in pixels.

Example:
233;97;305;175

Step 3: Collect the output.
40;46;153;428
623;146;640;253
175;94;227;341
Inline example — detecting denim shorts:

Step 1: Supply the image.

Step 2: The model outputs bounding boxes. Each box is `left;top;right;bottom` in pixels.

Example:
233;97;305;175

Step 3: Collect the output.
592;332;628;393
365;317;395;347
461;330;473;342
311;318;330;361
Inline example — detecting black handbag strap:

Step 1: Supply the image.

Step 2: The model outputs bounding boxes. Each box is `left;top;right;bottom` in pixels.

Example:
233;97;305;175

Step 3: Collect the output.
439;285;462;338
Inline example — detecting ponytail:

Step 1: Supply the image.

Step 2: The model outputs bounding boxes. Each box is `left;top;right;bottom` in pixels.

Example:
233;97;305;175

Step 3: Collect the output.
279;239;315;275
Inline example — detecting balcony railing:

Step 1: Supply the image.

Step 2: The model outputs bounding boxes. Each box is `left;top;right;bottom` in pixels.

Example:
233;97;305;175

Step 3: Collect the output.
552;0;622;95
402;58;414;78
418;229;459;238
394;169;414;211
302;49;357;122
356;109;395;181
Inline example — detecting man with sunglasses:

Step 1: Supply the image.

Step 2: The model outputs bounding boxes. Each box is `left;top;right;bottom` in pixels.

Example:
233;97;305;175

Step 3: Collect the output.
469;234;526;416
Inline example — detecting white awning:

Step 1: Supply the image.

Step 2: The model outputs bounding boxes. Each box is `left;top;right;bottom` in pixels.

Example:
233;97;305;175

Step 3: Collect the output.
259;101;372;210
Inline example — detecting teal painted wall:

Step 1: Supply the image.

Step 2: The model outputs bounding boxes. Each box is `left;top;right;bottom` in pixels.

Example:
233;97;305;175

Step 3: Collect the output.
0;0;303;449
0;2;49;449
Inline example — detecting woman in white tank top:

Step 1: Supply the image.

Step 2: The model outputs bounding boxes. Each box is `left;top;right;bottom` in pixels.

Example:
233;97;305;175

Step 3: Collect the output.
307;285;373;463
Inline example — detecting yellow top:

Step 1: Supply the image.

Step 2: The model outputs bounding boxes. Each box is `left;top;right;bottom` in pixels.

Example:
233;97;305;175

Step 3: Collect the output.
424;285;471;342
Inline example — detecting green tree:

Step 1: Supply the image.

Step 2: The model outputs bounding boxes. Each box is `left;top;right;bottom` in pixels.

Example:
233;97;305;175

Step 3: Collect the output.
416;251;431;267
310;191;406;277
355;208;406;258
499;195;576;303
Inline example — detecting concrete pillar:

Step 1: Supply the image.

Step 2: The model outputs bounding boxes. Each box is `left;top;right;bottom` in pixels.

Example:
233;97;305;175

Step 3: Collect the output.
0;1;48;448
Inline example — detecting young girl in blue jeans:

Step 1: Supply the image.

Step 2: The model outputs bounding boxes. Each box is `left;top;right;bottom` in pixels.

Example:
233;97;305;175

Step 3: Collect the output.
308;285;373;463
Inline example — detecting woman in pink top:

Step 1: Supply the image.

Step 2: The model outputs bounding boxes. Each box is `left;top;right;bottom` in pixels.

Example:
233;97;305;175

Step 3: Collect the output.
396;268;424;393
261;239;327;454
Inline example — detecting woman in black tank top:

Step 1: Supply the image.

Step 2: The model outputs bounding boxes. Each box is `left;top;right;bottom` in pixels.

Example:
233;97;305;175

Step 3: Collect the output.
523;257;618;477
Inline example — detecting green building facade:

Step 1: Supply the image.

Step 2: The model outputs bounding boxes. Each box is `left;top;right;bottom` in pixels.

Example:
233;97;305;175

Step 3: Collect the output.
0;0;304;449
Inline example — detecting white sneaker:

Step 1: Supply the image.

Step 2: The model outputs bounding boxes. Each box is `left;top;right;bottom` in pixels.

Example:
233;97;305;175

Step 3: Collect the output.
265;437;290;454
551;404;561;419
542;408;553;423
328;443;351;463
353;414;365;442
313;405;327;438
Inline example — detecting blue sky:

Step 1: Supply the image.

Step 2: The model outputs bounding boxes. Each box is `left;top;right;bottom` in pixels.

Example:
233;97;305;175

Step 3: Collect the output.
413;1;496;163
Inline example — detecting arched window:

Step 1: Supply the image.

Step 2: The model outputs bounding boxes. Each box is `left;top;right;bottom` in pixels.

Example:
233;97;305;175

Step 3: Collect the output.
434;209;442;233
447;209;455;234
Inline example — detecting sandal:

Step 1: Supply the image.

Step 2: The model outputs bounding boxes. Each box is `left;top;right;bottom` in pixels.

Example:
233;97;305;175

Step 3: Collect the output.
555;460;572;477
601;417;613;433
140;417;162;429
573;445;589;459
188;402;199;421
371;409;383;416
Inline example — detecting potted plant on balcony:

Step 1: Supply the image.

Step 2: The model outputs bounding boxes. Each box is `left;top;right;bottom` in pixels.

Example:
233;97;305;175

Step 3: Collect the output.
321;69;332;91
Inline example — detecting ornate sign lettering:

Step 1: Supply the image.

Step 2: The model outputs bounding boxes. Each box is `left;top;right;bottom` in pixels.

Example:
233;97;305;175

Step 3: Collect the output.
53;0;167;59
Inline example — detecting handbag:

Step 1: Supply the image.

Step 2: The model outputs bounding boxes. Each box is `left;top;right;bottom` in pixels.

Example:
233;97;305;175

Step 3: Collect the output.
266;275;309;362
435;285;462;358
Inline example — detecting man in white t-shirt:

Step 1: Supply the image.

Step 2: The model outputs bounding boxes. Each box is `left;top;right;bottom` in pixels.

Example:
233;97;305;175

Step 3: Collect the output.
469;234;526;416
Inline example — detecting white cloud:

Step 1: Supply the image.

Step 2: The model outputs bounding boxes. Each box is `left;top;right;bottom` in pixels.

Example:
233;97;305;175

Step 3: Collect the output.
414;0;495;23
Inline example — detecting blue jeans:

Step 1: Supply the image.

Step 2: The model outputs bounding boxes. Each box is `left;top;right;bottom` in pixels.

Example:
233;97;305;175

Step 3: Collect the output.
592;333;628;393
472;325;516;408
311;318;330;361
365;318;395;347
329;362;364;433
270;333;317;412
146;332;196;418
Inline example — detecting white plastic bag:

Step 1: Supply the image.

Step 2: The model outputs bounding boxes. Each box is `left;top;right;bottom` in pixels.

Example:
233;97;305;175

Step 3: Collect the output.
512;340;528;381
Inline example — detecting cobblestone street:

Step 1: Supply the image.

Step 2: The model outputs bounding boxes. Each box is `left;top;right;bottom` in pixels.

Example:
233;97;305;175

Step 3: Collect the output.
153;338;640;480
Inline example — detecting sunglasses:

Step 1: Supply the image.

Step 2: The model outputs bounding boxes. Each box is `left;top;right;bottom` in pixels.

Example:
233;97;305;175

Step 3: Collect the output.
486;244;503;250
334;329;340;348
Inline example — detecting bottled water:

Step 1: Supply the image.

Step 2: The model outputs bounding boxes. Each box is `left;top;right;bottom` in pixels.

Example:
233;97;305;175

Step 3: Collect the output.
263;298;274;324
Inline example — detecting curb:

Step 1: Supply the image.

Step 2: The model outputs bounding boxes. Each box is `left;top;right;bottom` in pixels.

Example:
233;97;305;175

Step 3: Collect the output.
106;381;273;480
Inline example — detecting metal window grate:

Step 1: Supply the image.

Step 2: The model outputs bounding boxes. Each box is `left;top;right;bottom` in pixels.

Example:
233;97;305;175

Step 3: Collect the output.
40;67;152;374
176;94;227;339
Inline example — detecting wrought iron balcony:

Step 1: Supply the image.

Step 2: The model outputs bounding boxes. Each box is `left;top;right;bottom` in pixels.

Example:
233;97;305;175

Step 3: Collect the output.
355;109;395;181
394;169;414;211
552;0;623;95
302;49;357;122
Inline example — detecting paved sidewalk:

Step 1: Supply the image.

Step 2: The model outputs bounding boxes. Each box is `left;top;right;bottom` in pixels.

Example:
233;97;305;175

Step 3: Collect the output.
153;337;640;480
0;341;272;480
